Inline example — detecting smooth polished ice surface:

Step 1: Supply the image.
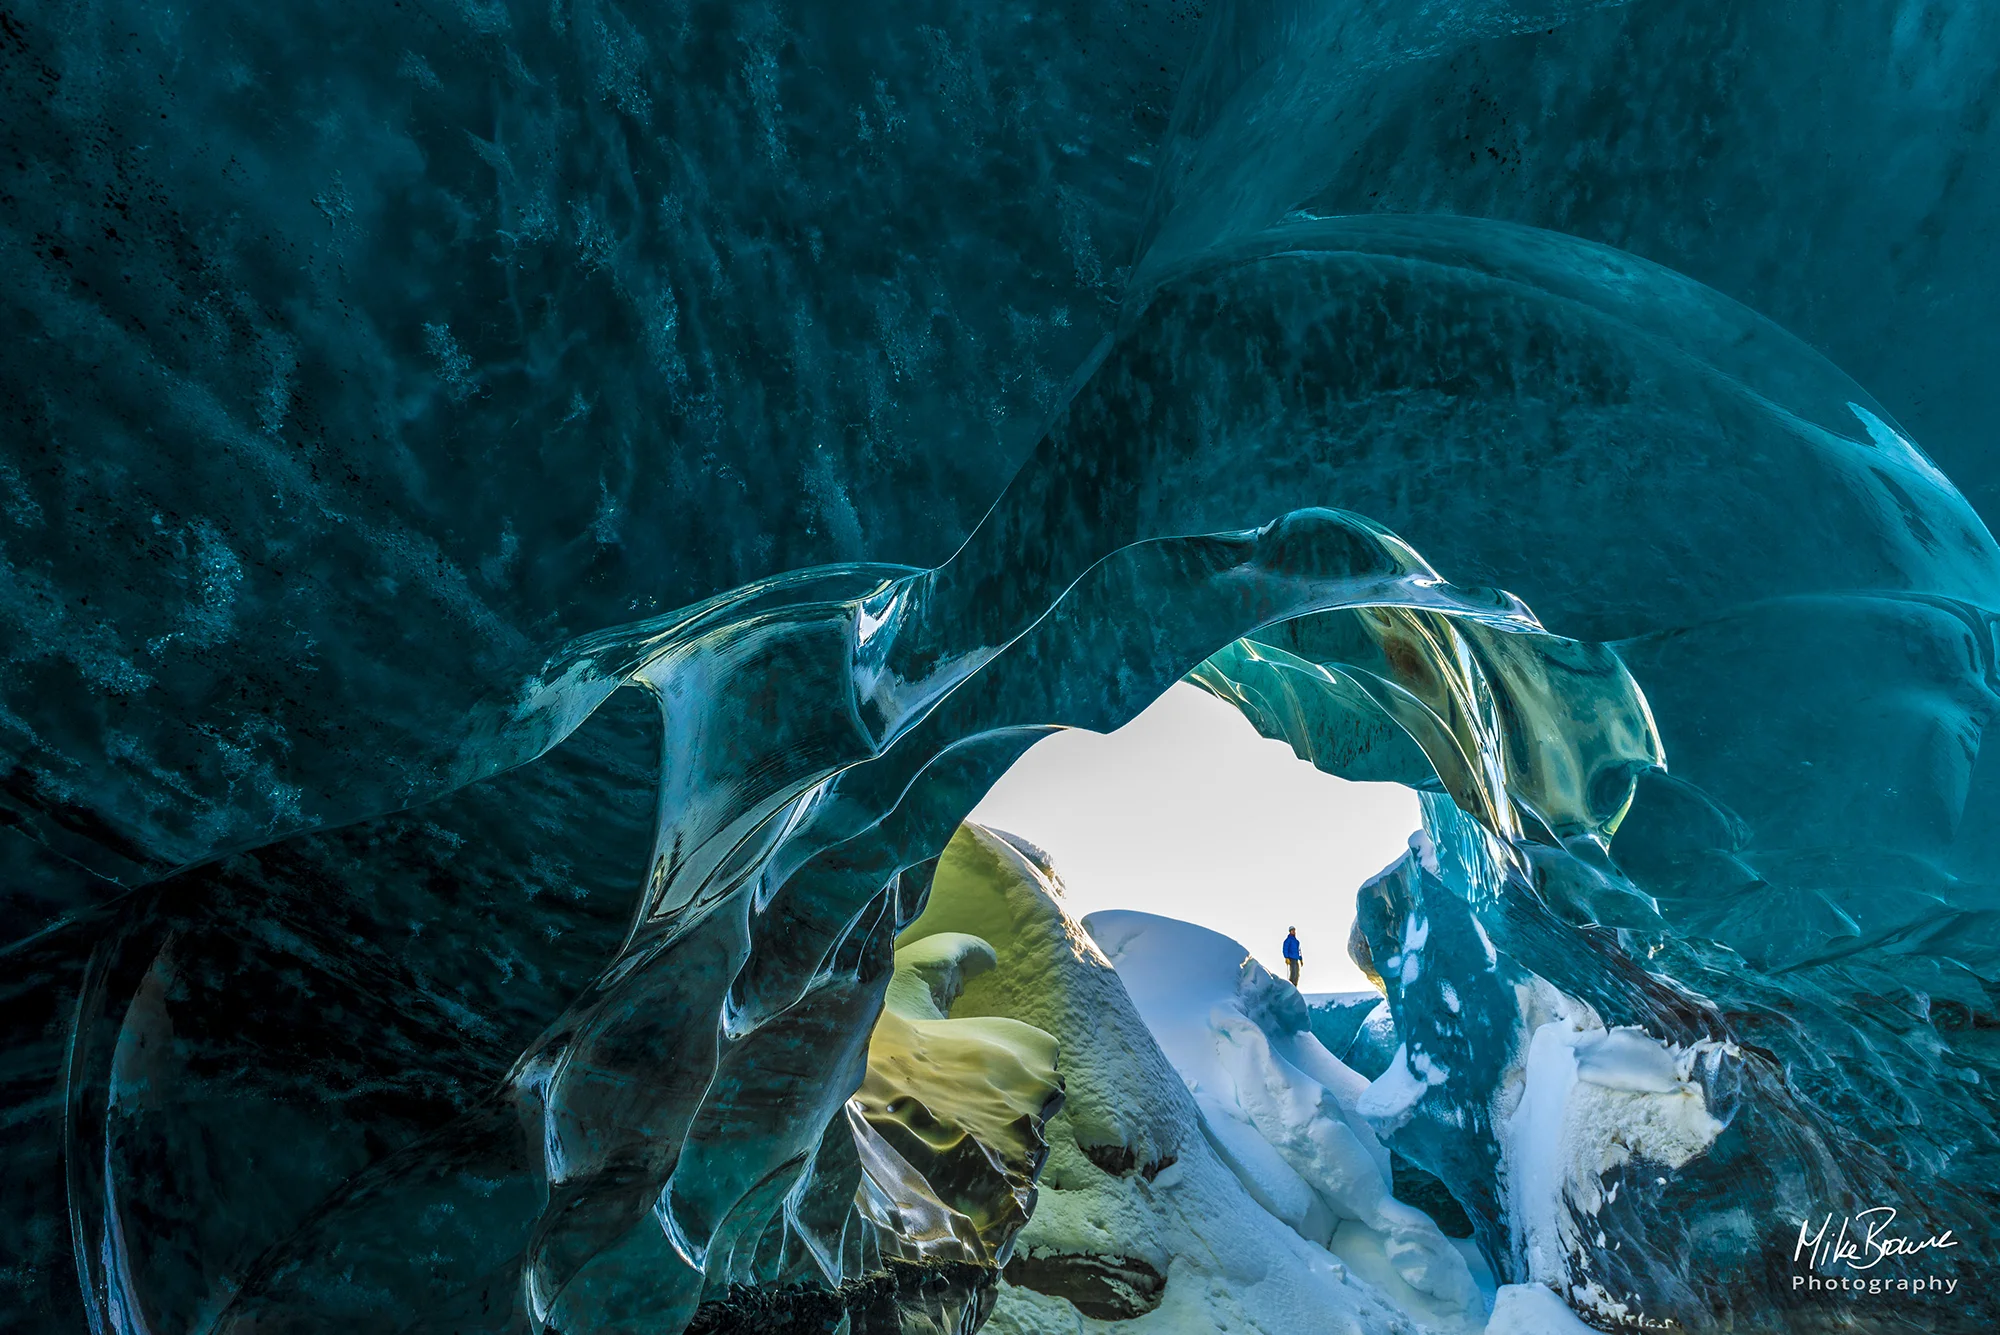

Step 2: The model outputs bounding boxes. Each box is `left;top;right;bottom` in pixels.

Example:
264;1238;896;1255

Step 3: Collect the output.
854;927;1062;1267
7;1;2000;1333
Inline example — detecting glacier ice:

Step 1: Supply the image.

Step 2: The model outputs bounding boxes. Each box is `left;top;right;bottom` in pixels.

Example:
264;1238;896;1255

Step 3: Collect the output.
852;929;1063;1268
6;0;2000;1332
915;824;1475;1334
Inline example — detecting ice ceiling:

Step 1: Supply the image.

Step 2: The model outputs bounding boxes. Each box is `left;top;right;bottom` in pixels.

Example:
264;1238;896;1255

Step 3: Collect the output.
5;1;2000;1333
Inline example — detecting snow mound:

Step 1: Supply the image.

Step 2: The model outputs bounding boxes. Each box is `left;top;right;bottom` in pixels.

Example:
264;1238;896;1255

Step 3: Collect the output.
1085;908;1484;1323
1500;994;1732;1324
908;825;1481;1334
1485;1283;1602;1334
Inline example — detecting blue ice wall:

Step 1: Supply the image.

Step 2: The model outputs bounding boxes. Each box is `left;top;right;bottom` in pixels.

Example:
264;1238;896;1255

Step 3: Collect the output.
0;0;1199;892
6;2;2000;1333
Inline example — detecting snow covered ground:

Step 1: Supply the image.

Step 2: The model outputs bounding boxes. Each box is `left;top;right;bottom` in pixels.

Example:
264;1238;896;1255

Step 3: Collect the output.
1497;987;1732;1325
899;823;1661;1334
1084;909;1488;1329
901;826;1474;1334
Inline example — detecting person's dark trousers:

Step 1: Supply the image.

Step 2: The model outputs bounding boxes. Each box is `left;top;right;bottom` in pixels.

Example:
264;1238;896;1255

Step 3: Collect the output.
1287;959;1301;986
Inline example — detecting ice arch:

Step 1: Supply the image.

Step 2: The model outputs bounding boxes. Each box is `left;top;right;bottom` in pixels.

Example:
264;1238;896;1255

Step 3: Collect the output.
58;214;2000;1334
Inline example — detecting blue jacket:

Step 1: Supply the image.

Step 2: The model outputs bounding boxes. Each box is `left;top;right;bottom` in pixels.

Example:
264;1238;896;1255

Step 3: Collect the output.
1282;934;1302;961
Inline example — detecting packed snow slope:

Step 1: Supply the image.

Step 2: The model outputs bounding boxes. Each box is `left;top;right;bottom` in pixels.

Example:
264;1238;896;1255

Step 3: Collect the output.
1083;908;1481;1321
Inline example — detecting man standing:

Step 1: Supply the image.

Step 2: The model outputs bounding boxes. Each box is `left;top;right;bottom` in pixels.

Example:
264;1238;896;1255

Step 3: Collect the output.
1283;927;1303;986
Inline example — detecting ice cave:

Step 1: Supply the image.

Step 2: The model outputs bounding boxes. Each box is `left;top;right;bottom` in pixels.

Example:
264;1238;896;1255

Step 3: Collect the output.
5;1;2000;1333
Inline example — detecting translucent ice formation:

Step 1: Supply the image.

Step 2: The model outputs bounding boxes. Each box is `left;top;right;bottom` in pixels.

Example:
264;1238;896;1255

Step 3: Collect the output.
9;1;2000;1333
852;929;1064;1266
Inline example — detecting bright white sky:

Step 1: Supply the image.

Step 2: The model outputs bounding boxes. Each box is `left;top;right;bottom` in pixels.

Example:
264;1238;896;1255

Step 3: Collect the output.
969;681;1420;993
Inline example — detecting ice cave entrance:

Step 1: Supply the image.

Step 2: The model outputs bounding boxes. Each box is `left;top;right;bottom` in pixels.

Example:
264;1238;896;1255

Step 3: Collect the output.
968;681;1421;994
